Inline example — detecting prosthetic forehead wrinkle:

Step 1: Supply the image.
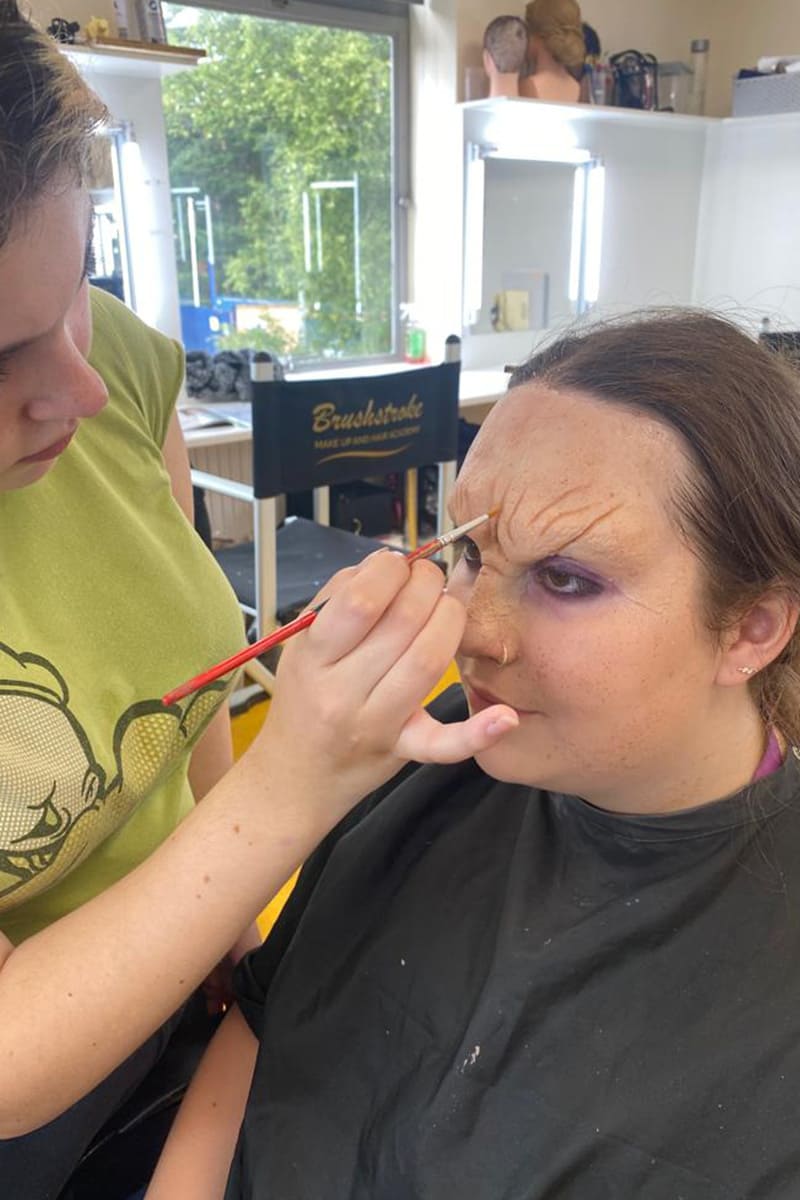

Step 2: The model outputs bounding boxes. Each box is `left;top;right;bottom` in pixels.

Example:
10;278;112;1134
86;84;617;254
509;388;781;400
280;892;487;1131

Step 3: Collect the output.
451;461;639;572
498;482;627;565
452;385;686;573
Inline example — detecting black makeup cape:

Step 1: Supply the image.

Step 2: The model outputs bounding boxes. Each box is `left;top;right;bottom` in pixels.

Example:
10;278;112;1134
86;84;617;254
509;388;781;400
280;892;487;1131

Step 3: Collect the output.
228;685;800;1199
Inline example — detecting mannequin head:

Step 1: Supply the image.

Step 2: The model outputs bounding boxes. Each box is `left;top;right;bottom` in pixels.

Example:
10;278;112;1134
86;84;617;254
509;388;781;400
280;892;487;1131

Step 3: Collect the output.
525;0;586;77
483;16;528;97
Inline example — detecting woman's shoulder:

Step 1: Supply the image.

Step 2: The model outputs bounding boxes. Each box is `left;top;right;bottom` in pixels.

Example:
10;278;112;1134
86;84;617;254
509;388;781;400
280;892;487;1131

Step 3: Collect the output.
89;288;181;377
88;288;184;447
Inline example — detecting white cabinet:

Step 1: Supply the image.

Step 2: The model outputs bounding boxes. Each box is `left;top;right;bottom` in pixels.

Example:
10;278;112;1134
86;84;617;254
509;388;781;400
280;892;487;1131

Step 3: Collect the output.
694;112;800;332
456;96;800;370
457;98;714;369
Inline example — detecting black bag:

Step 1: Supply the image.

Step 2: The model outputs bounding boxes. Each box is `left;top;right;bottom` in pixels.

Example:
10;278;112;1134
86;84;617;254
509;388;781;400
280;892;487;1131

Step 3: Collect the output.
609;49;659;110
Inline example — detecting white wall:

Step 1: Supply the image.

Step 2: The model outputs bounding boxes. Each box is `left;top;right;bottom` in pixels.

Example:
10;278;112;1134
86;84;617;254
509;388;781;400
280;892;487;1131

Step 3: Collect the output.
693;114;800;329
704;1;800;118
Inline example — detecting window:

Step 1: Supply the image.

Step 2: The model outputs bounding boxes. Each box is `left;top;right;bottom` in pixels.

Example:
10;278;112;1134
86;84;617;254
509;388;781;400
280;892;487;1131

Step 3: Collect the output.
162;1;409;366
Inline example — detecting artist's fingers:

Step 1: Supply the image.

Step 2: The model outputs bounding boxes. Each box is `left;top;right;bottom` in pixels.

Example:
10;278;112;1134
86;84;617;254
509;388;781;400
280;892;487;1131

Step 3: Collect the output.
364;590;517;760
307;554;444;669
301;547;392;611
365;589;468;717
394;705;519;764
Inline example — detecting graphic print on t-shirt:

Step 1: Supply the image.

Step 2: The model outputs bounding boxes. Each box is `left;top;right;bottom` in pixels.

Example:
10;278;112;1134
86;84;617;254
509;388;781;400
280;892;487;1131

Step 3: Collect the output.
0;641;225;909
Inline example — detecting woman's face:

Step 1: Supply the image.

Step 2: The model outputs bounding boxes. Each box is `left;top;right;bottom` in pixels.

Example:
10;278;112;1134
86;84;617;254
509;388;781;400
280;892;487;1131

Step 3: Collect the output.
449;383;757;812
0;184;108;491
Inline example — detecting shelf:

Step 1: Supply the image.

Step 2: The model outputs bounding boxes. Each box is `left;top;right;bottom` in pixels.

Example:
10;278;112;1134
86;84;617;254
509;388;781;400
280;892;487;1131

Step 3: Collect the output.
62;38;205;79
458;96;718;131
460;95;800;136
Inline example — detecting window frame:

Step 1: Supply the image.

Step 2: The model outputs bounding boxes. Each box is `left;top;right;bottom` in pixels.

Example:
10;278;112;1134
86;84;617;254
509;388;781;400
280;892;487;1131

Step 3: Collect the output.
167;0;411;367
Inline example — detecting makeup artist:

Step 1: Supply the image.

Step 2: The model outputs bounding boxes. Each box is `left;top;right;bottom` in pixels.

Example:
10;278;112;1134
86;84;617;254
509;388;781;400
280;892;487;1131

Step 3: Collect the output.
151;311;800;1200
0;5;511;1195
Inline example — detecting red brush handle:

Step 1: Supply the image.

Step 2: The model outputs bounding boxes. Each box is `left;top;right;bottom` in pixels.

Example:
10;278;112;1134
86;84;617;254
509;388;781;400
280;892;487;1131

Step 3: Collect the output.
161;537;448;706
161;606;320;705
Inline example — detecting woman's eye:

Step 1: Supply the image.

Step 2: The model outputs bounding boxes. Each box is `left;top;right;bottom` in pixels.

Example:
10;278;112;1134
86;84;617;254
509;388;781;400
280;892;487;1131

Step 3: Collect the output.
458;536;482;569
535;563;603;598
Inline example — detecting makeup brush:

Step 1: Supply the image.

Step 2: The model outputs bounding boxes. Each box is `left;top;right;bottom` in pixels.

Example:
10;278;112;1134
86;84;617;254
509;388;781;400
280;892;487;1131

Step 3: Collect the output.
161;507;499;707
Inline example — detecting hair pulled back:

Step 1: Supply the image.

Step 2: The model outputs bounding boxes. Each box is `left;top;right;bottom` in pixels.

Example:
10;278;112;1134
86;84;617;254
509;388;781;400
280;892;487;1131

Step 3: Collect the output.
525;0;586;74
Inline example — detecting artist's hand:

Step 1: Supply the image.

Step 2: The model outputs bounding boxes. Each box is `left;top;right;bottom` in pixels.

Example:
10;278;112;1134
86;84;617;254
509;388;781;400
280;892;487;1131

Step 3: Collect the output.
256;550;517;813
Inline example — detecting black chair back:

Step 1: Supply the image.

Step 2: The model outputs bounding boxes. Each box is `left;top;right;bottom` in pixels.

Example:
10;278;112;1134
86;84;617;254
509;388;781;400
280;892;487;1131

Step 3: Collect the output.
250;359;460;499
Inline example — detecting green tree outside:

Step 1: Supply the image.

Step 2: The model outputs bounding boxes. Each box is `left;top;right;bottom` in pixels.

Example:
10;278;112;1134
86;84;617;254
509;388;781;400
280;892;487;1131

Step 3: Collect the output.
163;6;393;359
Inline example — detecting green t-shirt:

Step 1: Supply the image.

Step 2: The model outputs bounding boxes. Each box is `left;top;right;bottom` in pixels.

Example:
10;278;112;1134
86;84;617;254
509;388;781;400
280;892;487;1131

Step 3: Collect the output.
0;289;243;943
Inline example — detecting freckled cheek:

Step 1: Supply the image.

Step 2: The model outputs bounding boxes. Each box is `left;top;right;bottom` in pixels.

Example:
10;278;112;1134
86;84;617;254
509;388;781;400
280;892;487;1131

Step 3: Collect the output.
525;611;657;708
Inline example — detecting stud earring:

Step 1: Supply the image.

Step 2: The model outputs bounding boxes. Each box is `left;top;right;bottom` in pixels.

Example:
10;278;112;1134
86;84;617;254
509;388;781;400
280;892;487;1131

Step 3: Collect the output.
496;642;509;668
737;666;756;676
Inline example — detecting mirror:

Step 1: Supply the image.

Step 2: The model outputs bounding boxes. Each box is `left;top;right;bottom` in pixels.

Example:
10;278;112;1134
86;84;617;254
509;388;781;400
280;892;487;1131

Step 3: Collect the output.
475;156;576;333
463;141;604;336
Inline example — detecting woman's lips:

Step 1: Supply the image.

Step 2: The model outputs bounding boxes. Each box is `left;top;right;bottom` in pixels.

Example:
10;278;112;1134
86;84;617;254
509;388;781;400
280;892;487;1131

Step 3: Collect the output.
463;679;538;718
19;430;75;464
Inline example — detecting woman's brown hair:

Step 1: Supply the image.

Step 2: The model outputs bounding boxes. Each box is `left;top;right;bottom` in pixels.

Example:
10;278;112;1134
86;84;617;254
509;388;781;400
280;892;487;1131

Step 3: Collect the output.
510;311;800;743
0;0;106;250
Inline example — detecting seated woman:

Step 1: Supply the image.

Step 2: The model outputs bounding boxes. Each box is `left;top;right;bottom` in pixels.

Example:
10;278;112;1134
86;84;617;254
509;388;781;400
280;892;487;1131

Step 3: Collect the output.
520;0;585;103
149;310;800;1199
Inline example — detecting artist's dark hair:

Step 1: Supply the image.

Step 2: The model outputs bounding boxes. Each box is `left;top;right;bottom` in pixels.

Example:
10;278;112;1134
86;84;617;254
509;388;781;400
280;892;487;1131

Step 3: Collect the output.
510;311;800;742
0;0;106;250
483;15;528;74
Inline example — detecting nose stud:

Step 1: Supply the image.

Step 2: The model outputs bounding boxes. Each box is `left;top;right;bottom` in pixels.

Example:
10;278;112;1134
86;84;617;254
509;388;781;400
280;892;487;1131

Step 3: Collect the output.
496;641;509;668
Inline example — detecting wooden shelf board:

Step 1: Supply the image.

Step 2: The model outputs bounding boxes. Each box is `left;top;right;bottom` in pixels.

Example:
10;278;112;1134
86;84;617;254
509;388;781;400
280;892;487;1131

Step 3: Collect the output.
62;38;205;77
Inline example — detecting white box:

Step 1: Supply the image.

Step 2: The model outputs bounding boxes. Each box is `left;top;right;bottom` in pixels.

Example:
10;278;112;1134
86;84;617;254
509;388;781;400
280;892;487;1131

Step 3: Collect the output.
732;72;800;117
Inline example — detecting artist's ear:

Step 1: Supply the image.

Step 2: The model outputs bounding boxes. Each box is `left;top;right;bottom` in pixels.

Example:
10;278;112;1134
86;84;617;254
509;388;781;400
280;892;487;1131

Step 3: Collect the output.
716;590;799;686
482;48;493;75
